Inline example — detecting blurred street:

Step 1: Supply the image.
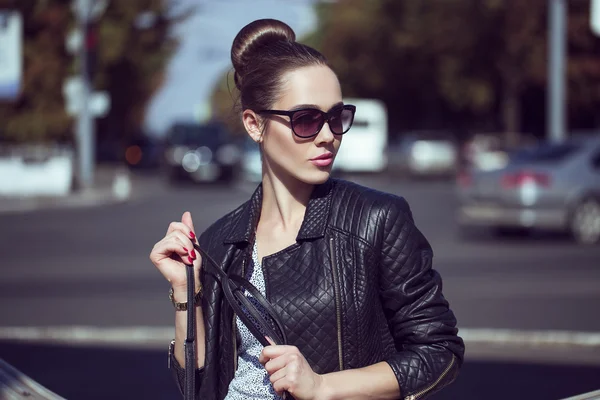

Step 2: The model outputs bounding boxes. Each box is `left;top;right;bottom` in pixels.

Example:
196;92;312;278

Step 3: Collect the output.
1;172;599;398
2;0;600;398
1;172;599;331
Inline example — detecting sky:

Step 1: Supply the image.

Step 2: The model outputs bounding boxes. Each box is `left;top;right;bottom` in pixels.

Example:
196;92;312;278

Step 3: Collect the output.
144;0;319;136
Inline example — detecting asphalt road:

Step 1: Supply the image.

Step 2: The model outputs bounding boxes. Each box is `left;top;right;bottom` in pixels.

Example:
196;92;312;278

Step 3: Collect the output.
1;172;599;399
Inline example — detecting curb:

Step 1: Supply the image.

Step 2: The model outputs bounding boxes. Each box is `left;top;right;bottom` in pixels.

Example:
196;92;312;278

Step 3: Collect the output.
0;170;132;214
1;326;600;366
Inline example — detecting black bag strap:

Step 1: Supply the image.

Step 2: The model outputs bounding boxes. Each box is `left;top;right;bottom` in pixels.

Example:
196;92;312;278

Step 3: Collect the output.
192;243;288;346
184;263;196;400
183;243;291;400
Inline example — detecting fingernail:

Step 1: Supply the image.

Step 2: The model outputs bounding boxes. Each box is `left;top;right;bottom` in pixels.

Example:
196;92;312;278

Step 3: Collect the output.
189;250;196;260
189;231;196;239
183;247;188;252
188;256;194;264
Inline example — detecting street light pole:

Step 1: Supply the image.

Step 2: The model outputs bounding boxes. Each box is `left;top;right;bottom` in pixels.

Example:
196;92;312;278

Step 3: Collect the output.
547;0;567;143
75;0;94;189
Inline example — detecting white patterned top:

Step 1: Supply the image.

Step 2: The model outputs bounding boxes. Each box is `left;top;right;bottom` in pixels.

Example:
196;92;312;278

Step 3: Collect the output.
224;242;283;400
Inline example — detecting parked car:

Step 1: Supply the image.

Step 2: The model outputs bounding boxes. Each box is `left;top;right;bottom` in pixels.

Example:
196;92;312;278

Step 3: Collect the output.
162;122;241;184
387;131;459;179
334;98;388;173
240;136;262;183
124;135;163;171
456;134;600;244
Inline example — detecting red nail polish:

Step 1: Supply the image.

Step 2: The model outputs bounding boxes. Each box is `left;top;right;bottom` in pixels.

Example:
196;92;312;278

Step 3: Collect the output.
189;250;196;260
189;231;196;239
183;247;188;252
188;256;193;264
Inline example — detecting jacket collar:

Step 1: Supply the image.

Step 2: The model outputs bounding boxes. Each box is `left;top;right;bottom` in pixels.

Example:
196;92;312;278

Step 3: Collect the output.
224;179;334;245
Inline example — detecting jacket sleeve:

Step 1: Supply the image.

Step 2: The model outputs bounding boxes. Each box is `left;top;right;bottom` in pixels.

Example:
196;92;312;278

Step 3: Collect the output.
378;196;465;400
168;339;205;398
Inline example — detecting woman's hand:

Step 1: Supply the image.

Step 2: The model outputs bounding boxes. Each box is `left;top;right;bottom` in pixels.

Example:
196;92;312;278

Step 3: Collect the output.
259;338;326;400
149;211;202;297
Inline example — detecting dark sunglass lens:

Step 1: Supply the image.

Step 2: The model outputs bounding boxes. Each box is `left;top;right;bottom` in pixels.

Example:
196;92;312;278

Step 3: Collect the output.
340;108;354;133
329;107;354;134
292;110;323;137
328;108;345;134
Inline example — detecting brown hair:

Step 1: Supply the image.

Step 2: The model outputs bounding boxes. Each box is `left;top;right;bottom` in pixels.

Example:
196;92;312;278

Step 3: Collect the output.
231;19;328;112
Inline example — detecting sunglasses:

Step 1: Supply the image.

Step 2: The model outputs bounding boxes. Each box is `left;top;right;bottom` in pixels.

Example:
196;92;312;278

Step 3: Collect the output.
258;104;356;138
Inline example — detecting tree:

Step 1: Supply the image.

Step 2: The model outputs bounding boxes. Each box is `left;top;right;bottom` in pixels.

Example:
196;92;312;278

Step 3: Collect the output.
95;0;189;147
209;68;245;137
207;0;600;142
306;0;600;142
0;0;188;147
0;0;72;143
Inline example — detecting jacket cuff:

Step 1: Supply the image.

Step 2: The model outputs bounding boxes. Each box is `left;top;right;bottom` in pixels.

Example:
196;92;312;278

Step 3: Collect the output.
168;340;205;397
385;351;459;400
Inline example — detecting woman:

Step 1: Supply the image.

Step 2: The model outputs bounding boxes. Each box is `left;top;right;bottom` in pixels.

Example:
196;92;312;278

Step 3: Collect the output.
150;19;464;400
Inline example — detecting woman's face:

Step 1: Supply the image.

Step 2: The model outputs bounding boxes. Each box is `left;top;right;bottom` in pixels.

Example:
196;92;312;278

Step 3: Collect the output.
259;65;344;185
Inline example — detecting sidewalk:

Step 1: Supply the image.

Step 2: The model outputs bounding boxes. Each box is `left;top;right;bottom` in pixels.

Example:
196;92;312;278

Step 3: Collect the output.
0;165;132;214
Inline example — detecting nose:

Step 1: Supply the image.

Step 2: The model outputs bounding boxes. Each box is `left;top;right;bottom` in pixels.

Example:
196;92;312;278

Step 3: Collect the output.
315;120;335;145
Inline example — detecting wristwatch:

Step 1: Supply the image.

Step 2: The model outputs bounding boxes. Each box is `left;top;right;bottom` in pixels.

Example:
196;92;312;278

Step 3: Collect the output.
169;287;202;311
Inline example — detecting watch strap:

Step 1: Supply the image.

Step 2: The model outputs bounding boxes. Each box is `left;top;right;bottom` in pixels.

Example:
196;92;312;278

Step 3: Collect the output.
169;287;202;311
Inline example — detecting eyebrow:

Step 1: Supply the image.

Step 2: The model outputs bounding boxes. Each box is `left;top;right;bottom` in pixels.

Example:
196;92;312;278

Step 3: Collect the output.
289;101;344;112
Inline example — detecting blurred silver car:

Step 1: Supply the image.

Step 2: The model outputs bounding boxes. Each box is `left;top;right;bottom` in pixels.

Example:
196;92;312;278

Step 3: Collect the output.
456;135;600;244
240;136;262;183
387;131;459;178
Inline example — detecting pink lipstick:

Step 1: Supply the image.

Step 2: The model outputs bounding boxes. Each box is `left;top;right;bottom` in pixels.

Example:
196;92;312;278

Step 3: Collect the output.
310;152;334;167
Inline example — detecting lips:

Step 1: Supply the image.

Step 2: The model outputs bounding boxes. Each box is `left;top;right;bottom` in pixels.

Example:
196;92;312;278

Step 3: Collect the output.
311;152;334;161
310;152;334;167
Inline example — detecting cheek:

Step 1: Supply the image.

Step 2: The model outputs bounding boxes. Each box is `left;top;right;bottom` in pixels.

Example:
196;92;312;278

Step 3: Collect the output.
264;128;305;163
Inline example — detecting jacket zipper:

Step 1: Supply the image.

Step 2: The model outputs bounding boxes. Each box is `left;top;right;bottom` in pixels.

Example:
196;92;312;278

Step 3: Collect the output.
328;237;344;371
232;315;238;371
232;253;248;372
404;355;457;400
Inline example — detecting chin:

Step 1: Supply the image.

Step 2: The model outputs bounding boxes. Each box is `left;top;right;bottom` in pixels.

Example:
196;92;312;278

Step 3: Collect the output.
298;169;331;185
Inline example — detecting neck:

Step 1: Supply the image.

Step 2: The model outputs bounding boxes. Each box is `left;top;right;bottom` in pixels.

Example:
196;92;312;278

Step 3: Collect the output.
260;171;314;231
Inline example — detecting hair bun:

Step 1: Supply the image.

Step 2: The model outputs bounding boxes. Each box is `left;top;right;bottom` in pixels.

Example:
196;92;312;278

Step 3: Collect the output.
231;19;296;89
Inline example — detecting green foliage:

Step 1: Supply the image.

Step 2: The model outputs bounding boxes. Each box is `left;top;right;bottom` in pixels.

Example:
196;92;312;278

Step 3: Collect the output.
210;0;600;142
312;0;600;138
0;0;188;144
95;0;188;145
209;68;245;137
0;0;72;143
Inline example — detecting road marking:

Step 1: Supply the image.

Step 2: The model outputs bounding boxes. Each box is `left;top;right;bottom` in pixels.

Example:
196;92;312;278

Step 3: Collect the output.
460;328;600;347
1;326;600;349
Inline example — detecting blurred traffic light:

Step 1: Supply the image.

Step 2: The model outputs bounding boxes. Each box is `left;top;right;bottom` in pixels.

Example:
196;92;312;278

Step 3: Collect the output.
84;21;98;81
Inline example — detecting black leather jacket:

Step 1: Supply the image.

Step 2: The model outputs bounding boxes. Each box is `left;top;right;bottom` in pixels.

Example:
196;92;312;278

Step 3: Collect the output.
169;178;464;399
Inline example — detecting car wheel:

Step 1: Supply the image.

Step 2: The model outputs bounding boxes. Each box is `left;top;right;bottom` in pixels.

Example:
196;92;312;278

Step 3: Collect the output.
570;198;600;245
492;226;532;238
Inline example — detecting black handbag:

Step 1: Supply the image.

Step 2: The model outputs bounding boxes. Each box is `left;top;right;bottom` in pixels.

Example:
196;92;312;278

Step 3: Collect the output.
183;243;289;400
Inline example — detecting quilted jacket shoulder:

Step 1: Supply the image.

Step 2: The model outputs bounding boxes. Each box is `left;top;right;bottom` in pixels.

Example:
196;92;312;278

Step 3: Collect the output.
328;179;417;245
198;202;247;250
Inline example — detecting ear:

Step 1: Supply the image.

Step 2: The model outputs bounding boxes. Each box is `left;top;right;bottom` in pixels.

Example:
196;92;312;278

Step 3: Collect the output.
242;109;264;143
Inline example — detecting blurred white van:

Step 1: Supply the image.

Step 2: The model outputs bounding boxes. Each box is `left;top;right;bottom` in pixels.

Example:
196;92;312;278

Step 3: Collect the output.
334;98;388;173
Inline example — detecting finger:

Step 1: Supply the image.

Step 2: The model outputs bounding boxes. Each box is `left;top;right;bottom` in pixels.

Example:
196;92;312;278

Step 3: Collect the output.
261;344;294;360
181;211;197;241
150;239;189;265
264;353;288;375
265;336;276;346
169;232;202;268
166;221;196;241
169;231;196;258
271;372;289;395
259;345;282;365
